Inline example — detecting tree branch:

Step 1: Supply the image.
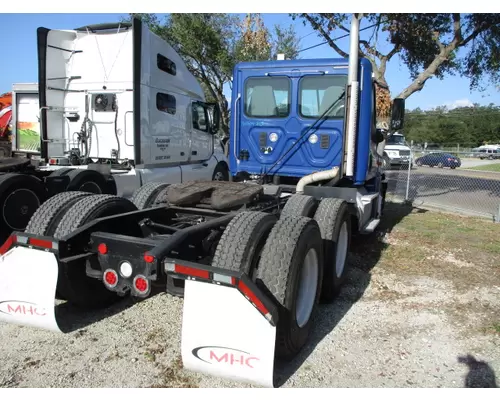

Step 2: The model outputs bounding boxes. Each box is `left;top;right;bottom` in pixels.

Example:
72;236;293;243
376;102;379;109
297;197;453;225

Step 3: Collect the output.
452;13;463;45
396;51;448;99
386;43;401;61
303;14;349;58
359;40;383;59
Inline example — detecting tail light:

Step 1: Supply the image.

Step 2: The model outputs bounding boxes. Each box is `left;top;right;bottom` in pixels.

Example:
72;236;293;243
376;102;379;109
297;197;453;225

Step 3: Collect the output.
165;262;272;322
133;274;150;295
103;269;118;289
97;243;108;255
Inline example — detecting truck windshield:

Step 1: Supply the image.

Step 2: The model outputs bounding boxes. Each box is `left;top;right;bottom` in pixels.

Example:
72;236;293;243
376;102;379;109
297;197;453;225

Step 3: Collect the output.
387;135;406;145
244;77;290;118
299;75;347;119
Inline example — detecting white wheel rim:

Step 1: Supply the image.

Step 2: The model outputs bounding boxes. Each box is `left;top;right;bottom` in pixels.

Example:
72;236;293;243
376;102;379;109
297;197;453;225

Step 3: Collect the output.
214;172;225;181
295;248;319;328
335;222;349;278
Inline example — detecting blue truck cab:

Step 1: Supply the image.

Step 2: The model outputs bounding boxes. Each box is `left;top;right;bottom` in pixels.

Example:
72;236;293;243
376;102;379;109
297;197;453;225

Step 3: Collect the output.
229;57;376;186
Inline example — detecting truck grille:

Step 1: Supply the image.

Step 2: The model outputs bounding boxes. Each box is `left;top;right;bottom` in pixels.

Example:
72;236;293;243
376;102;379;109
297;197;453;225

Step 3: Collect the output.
399;150;410;156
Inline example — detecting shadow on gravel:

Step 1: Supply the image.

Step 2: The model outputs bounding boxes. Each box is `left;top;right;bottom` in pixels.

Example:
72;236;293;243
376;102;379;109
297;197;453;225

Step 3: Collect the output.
55;285;166;333
458;354;498;388
274;201;423;387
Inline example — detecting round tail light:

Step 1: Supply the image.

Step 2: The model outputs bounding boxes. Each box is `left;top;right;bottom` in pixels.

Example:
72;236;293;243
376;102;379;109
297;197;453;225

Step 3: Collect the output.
133;275;149;295
103;269;118;288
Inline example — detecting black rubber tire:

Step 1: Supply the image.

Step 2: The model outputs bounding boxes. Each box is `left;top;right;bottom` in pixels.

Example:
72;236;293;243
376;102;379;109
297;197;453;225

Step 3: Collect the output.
24;191;94;301
256;215;323;361
281;194;317;218
0;173;47;244
52;194;138;309
65;169;111;194
130;182;170;210
25;191;94;236
213;211;278;276
212;162;229;181
152;185;170;206
313;198;351;303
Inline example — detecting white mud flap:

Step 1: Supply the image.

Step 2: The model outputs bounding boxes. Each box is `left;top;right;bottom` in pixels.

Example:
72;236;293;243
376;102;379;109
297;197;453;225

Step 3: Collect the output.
0;246;61;332
181;279;277;388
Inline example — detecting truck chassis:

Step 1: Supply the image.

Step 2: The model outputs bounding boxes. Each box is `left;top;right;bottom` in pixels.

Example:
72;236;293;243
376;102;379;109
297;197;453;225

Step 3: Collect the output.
0;176;386;387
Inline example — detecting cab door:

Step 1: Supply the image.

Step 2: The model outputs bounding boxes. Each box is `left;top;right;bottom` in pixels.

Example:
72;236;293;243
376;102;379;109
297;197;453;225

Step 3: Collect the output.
181;101;216;182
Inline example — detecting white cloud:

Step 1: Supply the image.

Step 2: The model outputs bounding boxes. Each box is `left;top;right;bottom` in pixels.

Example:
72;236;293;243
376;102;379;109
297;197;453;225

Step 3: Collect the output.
445;98;474;109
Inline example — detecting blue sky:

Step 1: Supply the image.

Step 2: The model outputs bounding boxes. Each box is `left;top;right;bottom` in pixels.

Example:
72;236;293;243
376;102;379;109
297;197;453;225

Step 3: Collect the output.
1;12;499;111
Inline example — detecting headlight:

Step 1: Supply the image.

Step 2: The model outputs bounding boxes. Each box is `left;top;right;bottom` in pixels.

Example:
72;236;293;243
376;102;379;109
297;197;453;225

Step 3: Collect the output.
269;132;278;143
308;134;319;144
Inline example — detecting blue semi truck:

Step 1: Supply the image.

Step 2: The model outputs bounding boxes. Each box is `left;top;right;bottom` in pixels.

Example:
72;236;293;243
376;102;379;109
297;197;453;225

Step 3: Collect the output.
0;14;404;387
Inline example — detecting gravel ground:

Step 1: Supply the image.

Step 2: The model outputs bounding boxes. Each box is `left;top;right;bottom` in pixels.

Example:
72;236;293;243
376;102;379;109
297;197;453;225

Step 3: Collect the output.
0;203;499;388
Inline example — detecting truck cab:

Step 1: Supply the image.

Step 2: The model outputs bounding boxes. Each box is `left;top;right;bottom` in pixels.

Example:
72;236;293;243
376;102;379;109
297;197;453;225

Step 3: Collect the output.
229;57;384;187
35;18;228;195
382;132;412;169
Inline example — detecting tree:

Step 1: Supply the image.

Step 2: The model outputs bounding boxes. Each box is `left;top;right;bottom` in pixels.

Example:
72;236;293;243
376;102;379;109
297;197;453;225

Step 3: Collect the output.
272;24;300;60
235;14;272;62
404;105;500;146
128;13;239;135
128;13;301;136
293;14;500;101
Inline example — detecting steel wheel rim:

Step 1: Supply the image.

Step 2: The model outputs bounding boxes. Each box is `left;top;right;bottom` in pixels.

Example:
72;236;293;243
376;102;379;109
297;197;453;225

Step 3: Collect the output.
296;248;319;328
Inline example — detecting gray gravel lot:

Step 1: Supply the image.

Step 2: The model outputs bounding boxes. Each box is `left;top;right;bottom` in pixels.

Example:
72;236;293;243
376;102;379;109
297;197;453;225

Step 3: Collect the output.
1;205;499;388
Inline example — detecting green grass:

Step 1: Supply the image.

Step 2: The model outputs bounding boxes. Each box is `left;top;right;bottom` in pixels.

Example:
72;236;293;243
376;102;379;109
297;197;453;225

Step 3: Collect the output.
468;163;500;172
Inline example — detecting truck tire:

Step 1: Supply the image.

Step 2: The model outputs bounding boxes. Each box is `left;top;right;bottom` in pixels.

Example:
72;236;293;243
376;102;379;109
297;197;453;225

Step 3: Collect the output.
256;215;323;361
212;211;278;276
281;194;317;218
52;194;139;309
0;173;47;244
65;169;112;194
212;162;229;181
130;181;170;210
313;198;351;302
24;191;94;300
25;191;93;236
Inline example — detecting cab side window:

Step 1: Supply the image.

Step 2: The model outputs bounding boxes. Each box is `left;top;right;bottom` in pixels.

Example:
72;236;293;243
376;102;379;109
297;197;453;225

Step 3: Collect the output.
192;103;208;132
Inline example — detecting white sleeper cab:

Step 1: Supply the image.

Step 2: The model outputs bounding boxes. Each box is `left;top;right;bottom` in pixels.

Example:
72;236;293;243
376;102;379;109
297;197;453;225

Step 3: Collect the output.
0;18;228;243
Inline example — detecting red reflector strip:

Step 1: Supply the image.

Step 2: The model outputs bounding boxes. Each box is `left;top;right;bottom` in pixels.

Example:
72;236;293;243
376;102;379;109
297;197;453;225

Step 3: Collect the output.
0;235;16;255
175;264;210;280
29;238;53;249
237;280;269;317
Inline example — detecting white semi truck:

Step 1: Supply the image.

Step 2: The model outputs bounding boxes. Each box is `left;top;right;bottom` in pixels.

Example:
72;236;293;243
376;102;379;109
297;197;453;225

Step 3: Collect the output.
0;19;229;244
382;132;412;169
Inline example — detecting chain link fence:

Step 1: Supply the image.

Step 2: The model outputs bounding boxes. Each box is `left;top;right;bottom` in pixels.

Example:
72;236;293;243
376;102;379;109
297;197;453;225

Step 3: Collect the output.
384;143;500;222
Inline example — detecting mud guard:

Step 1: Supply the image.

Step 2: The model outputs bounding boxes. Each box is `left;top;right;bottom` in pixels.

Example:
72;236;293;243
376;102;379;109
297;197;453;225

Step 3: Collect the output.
169;261;278;388
0;246;61;332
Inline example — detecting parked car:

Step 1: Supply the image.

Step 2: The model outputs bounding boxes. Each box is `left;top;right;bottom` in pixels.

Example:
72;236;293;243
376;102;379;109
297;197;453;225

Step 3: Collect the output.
478;148;500;160
415;152;461;169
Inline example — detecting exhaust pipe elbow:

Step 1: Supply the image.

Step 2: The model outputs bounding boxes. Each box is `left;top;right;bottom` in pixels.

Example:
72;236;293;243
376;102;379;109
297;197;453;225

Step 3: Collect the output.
296;167;340;194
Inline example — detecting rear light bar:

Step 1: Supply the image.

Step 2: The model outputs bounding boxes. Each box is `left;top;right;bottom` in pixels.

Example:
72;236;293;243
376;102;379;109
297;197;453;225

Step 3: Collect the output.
165;261;277;326
0;234;59;255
